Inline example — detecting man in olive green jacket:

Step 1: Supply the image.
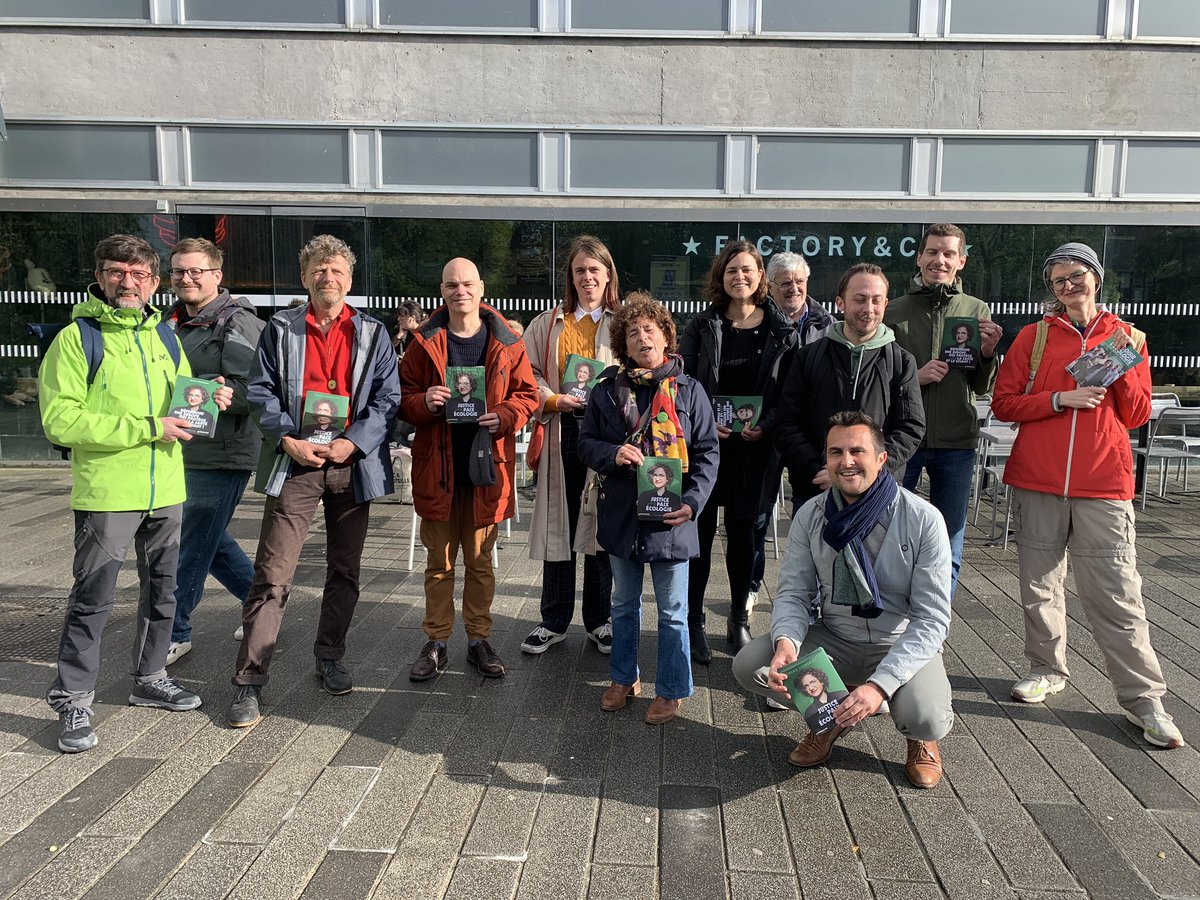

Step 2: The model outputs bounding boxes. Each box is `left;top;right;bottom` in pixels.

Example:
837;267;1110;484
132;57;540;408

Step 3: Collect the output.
884;224;1002;596
39;234;231;754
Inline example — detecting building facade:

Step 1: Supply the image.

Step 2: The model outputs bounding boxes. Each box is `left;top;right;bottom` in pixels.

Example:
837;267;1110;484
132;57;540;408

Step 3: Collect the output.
1;0;1199;456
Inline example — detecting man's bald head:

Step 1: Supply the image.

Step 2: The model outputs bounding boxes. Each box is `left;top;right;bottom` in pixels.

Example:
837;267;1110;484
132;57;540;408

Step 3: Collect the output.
440;257;485;319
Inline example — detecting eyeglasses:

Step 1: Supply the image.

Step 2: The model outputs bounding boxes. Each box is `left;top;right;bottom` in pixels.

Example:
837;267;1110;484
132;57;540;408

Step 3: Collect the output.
168;267;220;280
1049;270;1090;292
101;267;156;284
772;279;805;291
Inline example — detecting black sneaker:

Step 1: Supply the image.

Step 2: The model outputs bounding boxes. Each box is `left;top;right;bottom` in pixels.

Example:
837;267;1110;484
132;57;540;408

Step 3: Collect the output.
521;626;566;654
225;685;263;728
58;707;97;753
588;623;613;655
315;658;353;695
128;676;202;711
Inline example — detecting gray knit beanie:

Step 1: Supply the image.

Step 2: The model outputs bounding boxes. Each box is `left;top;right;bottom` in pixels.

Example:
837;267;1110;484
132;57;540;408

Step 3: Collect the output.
1043;242;1104;291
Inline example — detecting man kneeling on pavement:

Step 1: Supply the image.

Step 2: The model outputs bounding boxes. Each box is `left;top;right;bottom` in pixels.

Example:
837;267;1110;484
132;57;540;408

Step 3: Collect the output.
733;410;953;788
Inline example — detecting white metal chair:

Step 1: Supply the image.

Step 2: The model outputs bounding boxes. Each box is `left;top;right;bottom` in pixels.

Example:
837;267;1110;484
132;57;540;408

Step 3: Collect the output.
1134;406;1200;509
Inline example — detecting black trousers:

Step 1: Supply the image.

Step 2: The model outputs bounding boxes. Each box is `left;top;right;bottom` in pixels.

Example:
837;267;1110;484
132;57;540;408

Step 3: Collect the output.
540;413;612;633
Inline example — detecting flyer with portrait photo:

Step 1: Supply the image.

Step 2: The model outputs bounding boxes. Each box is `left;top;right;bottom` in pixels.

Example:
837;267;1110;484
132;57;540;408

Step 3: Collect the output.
939;317;982;370
1066;336;1144;388
779;647;849;735
636;457;683;521
563;353;604;403
300;391;349;446
712;395;763;432
168;376;221;439
445;366;487;423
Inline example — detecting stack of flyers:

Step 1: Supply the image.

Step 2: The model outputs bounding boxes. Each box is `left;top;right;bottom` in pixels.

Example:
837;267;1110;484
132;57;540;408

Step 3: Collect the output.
446;366;487;423
563;353;604;403
168;376;221;439
1066;336;1144;388
300;391;348;445
712;395;763;432
779;647;849;734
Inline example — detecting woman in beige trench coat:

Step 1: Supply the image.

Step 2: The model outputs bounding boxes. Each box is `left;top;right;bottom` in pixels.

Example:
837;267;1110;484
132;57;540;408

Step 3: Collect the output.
520;235;621;657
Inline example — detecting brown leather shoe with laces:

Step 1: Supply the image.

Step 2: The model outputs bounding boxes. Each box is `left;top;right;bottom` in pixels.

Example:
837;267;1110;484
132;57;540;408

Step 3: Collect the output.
601;680;641;711
787;726;847;767
905;739;943;788
409;640;448;682
467;639;506;678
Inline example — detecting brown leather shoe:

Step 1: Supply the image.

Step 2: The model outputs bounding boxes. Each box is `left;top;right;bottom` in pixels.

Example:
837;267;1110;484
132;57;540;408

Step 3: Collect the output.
467;639;506;678
787;726;847;767
645;696;681;724
905;739;943;789
409;640;448;682
601;680;641;711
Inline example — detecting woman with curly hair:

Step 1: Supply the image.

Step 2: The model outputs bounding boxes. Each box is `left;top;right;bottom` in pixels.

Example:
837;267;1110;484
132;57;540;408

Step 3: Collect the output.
681;241;798;662
578;293;719;724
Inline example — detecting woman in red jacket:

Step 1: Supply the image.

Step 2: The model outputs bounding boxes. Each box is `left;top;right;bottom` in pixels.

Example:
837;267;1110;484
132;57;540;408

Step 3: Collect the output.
992;242;1184;750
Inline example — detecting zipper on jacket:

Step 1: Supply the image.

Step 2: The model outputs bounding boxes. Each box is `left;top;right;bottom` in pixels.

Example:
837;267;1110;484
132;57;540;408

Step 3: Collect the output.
134;328;157;511
1061;317;1103;497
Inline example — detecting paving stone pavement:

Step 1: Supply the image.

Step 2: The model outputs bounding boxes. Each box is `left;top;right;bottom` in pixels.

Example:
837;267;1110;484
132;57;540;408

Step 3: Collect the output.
0;467;1198;899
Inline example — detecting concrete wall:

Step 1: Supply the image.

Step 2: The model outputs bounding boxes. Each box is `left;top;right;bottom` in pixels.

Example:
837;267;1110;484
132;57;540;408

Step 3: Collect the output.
1;29;1198;132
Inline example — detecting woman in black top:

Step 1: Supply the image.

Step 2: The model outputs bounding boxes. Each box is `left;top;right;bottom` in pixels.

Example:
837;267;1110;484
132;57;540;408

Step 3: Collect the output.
680;241;798;663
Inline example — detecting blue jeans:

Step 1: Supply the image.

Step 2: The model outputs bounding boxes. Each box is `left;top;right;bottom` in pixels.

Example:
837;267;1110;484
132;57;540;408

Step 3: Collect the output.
609;556;692;701
903;448;975;597
172;468;255;642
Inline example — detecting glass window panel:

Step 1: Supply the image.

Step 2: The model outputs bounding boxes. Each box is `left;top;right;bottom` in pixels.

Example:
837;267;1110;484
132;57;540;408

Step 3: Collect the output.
190;128;348;185
0;124;156;183
570;0;725;31
271;217;367;299
756;137;909;193
940;140;1094;194
0;0;147;17
175;213;276;296
760;0;917;33
1125;142;1200;195
948;0;1104;35
381;132;536;188
571;135;724;191
184;0;343;24
1138;0;1200;38
379;0;536;28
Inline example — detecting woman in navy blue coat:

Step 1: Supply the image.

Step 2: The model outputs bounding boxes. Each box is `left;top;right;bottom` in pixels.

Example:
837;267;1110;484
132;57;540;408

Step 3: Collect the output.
578;293;719;724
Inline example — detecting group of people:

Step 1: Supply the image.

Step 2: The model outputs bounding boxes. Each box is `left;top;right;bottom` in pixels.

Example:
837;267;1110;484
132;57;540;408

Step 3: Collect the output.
39;225;1185;779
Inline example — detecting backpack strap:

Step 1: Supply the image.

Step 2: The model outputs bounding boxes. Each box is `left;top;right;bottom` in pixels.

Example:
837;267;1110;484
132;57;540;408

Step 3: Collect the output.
155;320;183;372
76;318;105;386
1024;320;1050;394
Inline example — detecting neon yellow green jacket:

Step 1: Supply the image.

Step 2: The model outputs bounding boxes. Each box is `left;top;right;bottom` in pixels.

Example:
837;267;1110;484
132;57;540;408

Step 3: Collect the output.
39;291;191;511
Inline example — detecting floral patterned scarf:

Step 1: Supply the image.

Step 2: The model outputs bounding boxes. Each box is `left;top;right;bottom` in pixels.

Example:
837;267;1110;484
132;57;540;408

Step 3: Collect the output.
615;354;690;472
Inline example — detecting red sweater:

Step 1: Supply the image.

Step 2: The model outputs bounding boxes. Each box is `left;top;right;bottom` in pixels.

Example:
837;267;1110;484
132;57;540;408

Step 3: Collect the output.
992;311;1151;500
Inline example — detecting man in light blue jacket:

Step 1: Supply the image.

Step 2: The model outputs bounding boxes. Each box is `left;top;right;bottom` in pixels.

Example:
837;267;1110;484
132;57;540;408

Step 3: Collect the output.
733;410;953;788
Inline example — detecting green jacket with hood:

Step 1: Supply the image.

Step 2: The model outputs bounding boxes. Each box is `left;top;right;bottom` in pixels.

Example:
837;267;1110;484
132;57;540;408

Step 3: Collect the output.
39;289;191;511
885;276;996;450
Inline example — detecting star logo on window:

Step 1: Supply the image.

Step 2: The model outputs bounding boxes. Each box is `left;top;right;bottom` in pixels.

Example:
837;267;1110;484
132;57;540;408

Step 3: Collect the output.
682;237;700;255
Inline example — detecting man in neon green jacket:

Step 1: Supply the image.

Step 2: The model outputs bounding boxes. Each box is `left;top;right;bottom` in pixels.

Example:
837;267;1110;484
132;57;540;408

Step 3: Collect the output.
39;234;231;754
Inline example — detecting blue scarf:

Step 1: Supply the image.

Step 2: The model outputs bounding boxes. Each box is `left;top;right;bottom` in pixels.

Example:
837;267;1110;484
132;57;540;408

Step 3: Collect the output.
821;469;897;619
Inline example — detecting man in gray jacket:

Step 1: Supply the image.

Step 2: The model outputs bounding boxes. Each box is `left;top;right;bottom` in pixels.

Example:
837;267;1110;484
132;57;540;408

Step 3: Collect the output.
732;411;953;788
164;238;265;665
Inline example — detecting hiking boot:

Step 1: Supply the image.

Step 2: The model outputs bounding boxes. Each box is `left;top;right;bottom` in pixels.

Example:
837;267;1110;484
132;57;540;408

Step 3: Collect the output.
225;685;262;728
128;676;202;711
315;658;353;695
1011;673;1066;703
58;707;97;753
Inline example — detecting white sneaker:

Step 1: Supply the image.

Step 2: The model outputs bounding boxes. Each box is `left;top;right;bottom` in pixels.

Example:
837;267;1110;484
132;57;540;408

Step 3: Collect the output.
765;695;789;710
747;591;758;614
1011;673;1066;703
233;625;244;641
1125;709;1186;749
165;641;192;666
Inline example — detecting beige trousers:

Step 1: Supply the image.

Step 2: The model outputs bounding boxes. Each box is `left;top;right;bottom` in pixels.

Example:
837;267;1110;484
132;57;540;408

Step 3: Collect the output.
1012;487;1167;716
